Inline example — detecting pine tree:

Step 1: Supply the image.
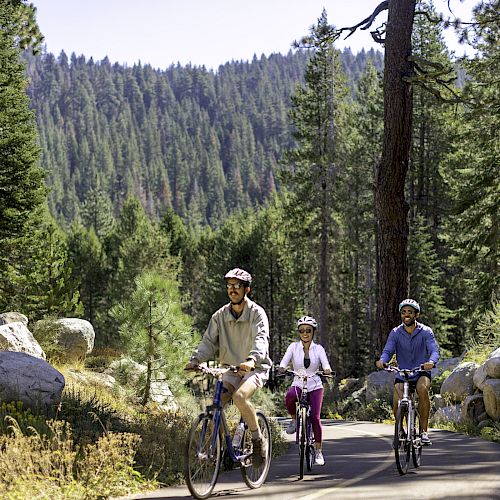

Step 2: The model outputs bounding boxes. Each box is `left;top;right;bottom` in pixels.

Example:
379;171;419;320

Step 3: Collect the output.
281;10;348;363
110;270;194;404
0;0;45;243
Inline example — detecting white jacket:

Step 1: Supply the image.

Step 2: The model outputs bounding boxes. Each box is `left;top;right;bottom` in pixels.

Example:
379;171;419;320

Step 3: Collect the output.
279;340;332;392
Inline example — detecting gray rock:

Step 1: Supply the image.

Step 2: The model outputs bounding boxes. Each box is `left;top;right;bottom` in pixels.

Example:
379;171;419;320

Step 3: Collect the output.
431;356;462;378
484;347;500;379
440;362;478;402
482;379;500;420
33;318;95;361
433;394;447;410
0;322;45;359
0;312;28;326
0;351;65;410
478;419;493;430
366;369;395;403
473;363;490;391
433;404;462;424
461;393;486;424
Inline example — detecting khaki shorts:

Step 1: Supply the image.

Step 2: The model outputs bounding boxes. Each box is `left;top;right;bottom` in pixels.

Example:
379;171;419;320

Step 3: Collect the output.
222;370;267;395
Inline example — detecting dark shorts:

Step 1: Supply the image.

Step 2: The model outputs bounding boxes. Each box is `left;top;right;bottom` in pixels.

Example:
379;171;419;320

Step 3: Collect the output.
394;372;431;389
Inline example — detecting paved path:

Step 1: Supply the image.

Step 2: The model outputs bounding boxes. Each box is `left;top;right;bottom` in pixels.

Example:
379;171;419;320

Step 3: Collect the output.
116;420;500;500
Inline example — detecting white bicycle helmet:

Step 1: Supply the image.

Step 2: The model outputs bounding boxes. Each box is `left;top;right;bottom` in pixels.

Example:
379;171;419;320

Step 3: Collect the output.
399;299;420;313
224;268;252;285
297;315;318;329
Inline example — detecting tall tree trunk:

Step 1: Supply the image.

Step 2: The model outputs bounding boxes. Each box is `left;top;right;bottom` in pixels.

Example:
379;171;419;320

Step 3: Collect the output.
375;0;415;353
318;177;329;349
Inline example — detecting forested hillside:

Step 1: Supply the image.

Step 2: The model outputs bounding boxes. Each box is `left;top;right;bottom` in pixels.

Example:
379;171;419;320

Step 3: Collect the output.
1;2;497;380
25;47;383;226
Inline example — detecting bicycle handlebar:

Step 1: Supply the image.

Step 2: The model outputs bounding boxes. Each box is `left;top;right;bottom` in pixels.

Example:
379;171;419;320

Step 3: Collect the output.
185;364;240;377
382;364;427;376
277;368;335;379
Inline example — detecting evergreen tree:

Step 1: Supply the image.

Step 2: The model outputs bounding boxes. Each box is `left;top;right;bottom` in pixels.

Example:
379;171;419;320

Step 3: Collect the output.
445;0;500;334
110;270;194;404
281;10;349;365
0;0;45;243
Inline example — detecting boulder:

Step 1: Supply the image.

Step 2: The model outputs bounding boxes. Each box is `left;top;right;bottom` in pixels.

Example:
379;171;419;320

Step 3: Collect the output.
484;347;500;379
433;404;462;424
473;363;489;391
0;322;45;359
105;358;177;410
0;351;65;410
482;379;500;420
461;394;486;424
66;369;118;392
0;312;28;326
33;318;95;361
440;362;478;402
432;394;447;410
366;369;395;403
431;356;462;378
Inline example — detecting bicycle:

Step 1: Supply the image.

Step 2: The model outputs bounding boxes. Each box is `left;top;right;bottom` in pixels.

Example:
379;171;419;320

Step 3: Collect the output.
383;364;426;475
184;364;272;499
278;368;333;480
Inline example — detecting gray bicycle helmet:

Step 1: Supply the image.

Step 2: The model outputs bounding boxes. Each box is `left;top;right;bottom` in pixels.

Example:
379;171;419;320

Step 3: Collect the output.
224;268;252;286
398;299;420;312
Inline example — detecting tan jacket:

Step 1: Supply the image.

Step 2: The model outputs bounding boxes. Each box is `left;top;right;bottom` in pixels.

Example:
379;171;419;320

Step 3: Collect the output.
192;298;272;377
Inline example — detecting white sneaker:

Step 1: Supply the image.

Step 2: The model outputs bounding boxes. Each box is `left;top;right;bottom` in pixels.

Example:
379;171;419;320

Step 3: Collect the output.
286;420;296;434
421;431;432;445
314;450;325;466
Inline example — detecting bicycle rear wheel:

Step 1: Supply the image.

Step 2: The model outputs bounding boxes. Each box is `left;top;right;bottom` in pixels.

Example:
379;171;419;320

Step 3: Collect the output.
412;409;422;468
306;414;314;471
185;413;222;499
299;406;307;479
241;410;272;489
394;404;411;475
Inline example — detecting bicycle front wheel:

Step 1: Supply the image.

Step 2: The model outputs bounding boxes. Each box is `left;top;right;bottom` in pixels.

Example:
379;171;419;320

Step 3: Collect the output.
241;410;272;489
299;406;307;479
394;404;411;475
412;409;422;468
185;413;222;499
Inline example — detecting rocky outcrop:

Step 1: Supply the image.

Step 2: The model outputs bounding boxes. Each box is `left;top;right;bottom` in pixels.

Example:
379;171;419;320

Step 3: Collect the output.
366;369;395;403
0;322;45;359
440;362;478;402
432;348;500;428
0;312;28;326
482;379;500;420
0;351;65;410
33;318;95;361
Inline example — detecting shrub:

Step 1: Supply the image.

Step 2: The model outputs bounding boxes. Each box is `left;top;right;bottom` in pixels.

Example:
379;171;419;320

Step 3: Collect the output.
0;418;152;499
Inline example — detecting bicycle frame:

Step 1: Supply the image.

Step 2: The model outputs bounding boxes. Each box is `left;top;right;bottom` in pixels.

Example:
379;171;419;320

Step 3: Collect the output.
384;365;424;475
199;366;250;464
279;368;332;479
185;364;272;499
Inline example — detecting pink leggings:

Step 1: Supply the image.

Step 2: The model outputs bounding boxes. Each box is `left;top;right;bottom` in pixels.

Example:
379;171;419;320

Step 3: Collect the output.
285;386;324;444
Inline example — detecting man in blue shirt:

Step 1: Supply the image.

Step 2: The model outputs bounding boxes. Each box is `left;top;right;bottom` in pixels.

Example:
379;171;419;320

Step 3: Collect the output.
376;299;440;445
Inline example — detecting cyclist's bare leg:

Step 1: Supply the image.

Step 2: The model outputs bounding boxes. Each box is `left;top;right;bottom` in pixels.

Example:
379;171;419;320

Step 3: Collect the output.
393;383;403;417
416;376;431;431
232;376;260;436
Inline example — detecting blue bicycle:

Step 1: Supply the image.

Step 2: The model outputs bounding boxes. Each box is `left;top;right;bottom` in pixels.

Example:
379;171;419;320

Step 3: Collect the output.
184;365;272;499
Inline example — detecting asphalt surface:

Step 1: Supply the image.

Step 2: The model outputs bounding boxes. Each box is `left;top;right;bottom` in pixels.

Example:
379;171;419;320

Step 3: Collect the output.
115;419;500;500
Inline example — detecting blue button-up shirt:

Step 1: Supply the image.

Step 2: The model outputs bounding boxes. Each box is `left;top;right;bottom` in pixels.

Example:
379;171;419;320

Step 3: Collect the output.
380;322;440;380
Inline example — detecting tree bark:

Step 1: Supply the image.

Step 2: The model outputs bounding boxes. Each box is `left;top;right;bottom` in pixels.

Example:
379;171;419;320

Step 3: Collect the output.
375;0;415;353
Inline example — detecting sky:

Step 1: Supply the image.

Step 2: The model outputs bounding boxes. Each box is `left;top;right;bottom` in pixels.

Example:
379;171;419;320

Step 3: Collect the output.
31;0;477;71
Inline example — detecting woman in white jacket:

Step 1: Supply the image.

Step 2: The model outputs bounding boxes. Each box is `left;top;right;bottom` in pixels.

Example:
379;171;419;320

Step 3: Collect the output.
278;316;332;466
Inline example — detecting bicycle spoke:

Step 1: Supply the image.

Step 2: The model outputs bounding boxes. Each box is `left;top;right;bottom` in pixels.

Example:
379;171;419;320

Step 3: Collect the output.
185;414;222;499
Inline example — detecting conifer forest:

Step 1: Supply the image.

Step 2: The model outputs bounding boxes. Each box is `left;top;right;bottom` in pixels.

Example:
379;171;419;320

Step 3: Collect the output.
1;0;498;379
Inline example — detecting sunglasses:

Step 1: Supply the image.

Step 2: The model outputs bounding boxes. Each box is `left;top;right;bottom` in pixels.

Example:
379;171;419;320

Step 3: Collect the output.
226;282;244;290
298;328;313;334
